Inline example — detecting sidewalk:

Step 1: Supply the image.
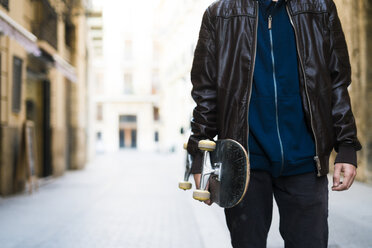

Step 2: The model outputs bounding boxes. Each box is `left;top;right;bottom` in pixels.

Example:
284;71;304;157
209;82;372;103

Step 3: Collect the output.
0;151;371;248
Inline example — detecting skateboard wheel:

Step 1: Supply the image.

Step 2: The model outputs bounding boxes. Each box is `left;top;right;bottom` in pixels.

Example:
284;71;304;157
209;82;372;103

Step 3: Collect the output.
183;143;188;150
198;140;216;151
179;181;192;190
193;189;210;201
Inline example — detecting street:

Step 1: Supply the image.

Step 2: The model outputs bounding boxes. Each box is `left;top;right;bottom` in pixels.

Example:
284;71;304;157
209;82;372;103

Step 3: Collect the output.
0;151;371;248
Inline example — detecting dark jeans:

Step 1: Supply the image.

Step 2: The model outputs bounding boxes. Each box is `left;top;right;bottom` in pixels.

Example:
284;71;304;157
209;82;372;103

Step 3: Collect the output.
224;170;329;248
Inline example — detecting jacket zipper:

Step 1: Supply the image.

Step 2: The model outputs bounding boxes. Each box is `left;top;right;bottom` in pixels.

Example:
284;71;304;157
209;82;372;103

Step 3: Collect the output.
268;15;285;174
247;1;259;158
285;3;321;176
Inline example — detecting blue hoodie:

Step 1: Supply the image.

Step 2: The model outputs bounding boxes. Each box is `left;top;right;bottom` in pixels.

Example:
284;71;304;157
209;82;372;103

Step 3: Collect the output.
248;0;316;177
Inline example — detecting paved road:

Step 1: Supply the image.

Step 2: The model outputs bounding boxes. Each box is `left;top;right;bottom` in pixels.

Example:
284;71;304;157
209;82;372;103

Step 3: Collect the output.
0;151;371;248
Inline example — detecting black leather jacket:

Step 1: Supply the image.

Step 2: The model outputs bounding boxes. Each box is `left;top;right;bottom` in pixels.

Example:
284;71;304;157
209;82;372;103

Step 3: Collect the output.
187;0;362;176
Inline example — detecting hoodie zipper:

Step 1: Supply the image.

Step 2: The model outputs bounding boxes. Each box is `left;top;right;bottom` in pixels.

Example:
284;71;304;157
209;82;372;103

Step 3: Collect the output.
285;3;321;176
247;1;259;159
268;15;285;174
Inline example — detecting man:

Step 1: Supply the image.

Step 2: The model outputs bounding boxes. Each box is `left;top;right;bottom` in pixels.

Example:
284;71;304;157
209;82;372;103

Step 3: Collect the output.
187;0;362;247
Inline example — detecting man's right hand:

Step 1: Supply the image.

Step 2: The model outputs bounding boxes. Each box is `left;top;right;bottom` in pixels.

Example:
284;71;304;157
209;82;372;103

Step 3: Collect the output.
193;174;212;205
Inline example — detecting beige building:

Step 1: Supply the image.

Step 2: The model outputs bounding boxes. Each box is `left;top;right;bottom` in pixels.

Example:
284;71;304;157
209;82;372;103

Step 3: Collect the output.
0;0;88;196
335;0;372;183
86;1;104;159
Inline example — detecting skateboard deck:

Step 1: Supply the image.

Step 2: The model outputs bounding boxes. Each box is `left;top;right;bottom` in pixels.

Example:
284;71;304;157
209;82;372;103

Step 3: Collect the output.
179;139;250;208
207;139;249;208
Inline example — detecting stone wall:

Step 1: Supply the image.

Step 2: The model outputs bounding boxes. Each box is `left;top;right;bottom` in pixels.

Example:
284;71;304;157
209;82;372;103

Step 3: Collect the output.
336;0;372;182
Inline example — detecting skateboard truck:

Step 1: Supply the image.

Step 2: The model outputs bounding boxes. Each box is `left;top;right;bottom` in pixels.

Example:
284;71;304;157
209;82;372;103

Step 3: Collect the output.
178;143;193;190
193;140;220;202
180;138;249;208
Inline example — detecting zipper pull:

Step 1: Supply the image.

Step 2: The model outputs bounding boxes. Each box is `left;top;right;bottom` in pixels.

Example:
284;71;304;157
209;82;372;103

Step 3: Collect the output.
268;15;272;30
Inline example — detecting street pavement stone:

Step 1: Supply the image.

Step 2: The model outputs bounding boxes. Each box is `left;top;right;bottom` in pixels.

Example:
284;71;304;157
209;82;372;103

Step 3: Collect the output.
0;150;371;248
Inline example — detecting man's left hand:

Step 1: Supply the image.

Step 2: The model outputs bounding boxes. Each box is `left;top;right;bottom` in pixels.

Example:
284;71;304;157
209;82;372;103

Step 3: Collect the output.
332;163;357;191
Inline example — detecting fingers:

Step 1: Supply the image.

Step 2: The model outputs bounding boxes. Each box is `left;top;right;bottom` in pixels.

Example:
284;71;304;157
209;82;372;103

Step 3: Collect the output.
332;163;357;191
332;164;342;189
344;165;356;189
349;169;357;188
193;174;201;189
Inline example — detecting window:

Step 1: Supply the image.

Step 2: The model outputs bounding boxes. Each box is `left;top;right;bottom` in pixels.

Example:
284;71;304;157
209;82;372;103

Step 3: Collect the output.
131;129;137;148
96;132;102;141
96;104;103;121
119;129;125;148
0;0;9;10
34;0;58;49
26;100;35;120
88;11;102;18
154;131;159;142
12;56;23;113
91;26;102;31
124;73;133;94
153;107;160;121
119;115;137;123
65;21;75;48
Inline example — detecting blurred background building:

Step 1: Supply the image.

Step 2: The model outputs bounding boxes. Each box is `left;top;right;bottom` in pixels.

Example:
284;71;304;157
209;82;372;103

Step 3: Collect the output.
86;0;210;156
0;0;88;195
0;0;371;196
87;0;161;155
154;0;211;153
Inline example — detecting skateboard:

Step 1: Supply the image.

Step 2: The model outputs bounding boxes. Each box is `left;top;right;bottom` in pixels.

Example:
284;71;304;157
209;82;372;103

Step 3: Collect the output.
180;139;250;208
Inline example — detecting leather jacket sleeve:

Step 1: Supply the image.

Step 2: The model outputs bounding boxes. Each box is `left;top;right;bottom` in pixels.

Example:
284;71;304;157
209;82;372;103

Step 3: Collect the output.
328;1;362;155
187;9;218;174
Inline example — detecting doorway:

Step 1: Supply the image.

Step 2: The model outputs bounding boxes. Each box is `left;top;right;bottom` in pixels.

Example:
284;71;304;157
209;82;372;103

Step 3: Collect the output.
119;115;137;149
25;76;52;177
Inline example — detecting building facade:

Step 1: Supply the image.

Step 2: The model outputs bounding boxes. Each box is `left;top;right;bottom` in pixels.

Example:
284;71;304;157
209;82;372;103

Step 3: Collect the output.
0;0;88;195
88;0;161;156
154;0;212;153
87;0;212;156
